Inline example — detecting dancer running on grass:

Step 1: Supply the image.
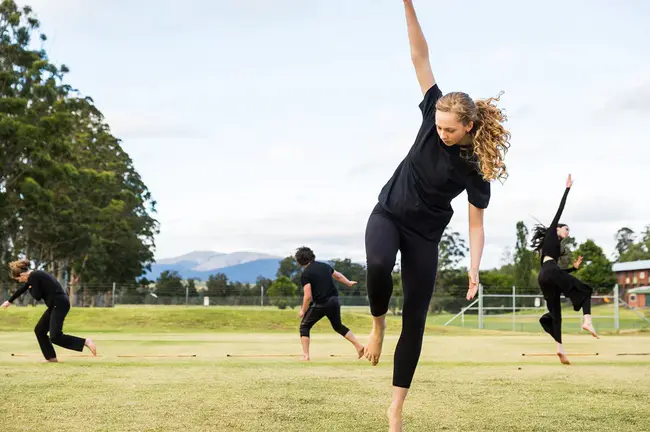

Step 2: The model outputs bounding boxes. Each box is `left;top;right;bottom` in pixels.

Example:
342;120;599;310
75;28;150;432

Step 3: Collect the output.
1;259;97;362
363;1;511;430
530;174;599;365
295;247;365;361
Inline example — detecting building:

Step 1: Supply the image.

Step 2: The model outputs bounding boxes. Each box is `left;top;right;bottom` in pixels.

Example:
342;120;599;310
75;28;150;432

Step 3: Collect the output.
612;259;650;305
626;286;650;308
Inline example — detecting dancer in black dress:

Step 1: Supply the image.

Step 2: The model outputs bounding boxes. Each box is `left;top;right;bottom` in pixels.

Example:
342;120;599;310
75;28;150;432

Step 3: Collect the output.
363;1;511;430
530;174;599;365
2;259;98;361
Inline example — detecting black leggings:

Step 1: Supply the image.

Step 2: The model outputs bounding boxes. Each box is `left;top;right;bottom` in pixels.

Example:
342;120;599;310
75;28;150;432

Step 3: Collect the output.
365;205;439;389
538;260;593;344
35;295;86;360
299;296;350;338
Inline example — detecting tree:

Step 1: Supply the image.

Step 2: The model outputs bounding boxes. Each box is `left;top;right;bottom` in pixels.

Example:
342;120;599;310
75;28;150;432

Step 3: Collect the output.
615;227;636;258
0;2;158;305
155;270;185;303
206;273;229;297
617;225;650;262
574;240;616;289
513;221;537;292
276;256;301;287
329;258;366;297
267;276;297;309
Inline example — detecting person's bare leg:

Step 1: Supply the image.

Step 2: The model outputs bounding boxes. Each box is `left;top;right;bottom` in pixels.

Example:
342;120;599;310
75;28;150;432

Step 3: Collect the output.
386;386;408;432
344;331;365;358
84;338;97;356
300;336;310;361
364;315;386;366
556;342;570;365
581;314;599;338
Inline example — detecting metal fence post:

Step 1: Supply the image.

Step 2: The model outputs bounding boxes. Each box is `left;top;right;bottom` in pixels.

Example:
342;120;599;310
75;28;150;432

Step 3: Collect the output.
512;285;517;331
614;284;620;332
186;285;189;306
112;282;116;307
478;283;484;329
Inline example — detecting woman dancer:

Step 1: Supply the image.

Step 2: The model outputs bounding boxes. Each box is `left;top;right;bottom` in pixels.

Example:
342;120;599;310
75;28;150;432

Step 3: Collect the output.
530;174;599;365
1;259;97;361
363;1;511;430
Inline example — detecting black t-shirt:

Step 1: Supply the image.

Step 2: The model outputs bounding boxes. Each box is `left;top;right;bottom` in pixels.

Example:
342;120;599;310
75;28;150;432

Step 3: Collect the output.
8;270;66;307
377;84;491;241
300;261;338;305
540;187;570;263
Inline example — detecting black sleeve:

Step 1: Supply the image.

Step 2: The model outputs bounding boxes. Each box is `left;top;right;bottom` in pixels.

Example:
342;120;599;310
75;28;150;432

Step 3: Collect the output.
550;187;571;227
563;266;577;273
418;84;443;120
466;170;491;209
300;272;309;288
8;283;29;303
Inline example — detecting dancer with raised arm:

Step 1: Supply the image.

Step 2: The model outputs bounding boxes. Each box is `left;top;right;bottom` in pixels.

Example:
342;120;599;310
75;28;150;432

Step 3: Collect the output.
530;174;599;366
363;1;511;430
1;259;97;362
295;247;365;361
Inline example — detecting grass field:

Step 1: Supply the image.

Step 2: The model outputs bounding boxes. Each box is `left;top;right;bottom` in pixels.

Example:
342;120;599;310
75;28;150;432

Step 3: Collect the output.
1;306;649;431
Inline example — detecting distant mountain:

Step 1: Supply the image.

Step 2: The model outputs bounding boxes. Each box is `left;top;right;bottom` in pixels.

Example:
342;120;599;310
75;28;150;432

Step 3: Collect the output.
145;251;284;284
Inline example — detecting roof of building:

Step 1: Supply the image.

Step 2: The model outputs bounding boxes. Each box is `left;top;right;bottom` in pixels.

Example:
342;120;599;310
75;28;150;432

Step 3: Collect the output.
612;259;650;272
627;286;650;294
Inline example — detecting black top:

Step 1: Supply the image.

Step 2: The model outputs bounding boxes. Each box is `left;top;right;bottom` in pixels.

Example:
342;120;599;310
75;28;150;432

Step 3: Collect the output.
540;187;571;264
300;261;338;305
377;84;491;241
8;270;66;307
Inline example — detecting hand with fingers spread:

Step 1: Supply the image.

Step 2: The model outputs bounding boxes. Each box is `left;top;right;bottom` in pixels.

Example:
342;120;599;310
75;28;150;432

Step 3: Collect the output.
572;256;583;269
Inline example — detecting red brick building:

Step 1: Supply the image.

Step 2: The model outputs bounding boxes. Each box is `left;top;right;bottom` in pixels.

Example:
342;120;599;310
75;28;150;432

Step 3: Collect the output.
612;259;650;306
626;286;649;308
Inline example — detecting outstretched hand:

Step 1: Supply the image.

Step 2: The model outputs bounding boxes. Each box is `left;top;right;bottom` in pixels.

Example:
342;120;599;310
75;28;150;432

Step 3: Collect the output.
466;268;479;300
348;281;358;287
573;256;583;269
1;301;10;309
566;174;573;188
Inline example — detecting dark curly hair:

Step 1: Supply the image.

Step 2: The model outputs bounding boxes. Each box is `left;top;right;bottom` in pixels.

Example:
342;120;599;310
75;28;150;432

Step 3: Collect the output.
530;223;568;252
295;246;315;266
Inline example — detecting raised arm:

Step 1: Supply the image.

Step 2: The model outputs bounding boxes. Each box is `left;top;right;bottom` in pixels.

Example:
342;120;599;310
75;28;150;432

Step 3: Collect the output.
404;0;435;95
333;271;357;288
550;175;573;228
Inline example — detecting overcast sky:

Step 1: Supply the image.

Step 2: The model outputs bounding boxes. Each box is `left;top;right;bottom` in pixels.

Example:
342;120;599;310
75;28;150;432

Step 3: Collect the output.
22;0;650;269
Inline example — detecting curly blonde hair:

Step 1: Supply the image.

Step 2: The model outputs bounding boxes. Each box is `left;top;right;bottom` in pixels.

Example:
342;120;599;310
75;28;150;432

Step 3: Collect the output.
436;91;511;182
9;259;30;279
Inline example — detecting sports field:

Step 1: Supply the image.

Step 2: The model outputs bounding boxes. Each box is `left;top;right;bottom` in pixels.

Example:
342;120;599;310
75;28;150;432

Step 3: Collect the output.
1;306;649;431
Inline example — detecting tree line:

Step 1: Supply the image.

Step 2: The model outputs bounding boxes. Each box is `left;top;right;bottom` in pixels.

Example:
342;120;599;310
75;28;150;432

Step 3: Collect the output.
141;222;648;312
0;2;158;305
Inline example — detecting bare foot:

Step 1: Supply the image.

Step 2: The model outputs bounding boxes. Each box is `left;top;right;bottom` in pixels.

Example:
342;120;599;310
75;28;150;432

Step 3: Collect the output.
364;323;386;366
387;405;403;432
356;345;365;359
85;338;97;356
300;354;310;362
557;352;570;365
582;323;600;339
41;358;58;363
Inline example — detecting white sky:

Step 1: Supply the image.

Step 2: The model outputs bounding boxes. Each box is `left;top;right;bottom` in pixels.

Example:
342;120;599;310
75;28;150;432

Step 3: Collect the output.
22;0;650;268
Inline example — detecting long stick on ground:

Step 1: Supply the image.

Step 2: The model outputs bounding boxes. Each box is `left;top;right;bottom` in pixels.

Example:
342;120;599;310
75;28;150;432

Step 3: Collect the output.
117;354;197;358
521;353;599;356
616;352;650;356
226;354;301;358
11;353;99;358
